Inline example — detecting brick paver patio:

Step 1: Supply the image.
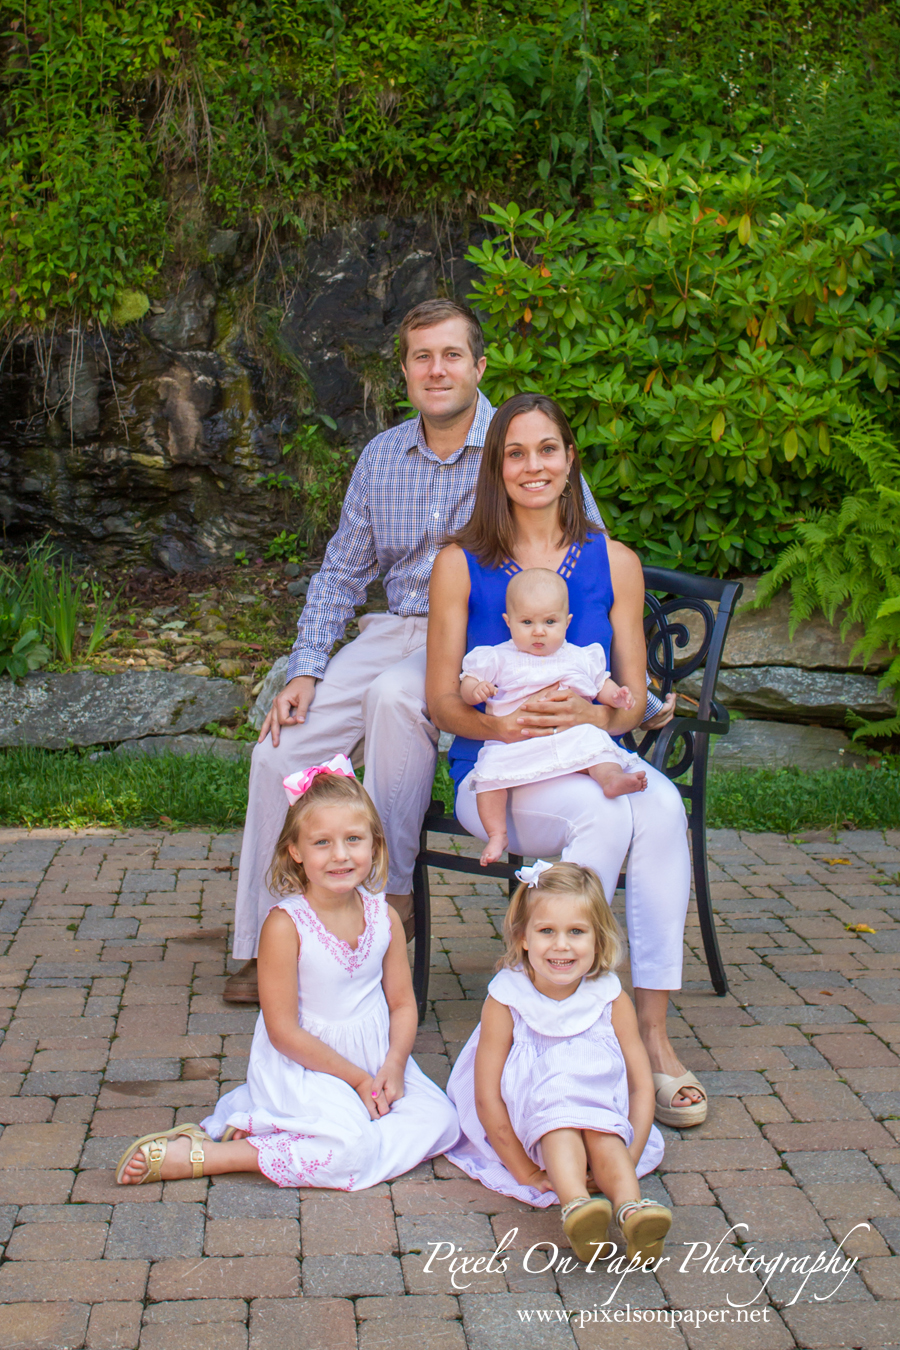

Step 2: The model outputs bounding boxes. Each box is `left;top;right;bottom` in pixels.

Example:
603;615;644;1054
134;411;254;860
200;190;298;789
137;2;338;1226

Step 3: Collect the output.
0;824;898;1348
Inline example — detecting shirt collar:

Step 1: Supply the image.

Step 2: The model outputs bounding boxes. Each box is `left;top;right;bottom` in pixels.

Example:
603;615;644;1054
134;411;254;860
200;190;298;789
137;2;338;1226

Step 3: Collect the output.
402;388;495;464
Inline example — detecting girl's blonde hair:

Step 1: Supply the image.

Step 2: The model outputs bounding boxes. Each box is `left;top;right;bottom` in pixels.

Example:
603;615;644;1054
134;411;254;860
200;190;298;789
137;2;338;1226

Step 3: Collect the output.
268;772;389;896
500;862;623;981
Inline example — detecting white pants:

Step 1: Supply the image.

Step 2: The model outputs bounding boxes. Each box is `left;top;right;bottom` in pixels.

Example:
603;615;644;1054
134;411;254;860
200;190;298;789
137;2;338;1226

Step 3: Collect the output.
455;762;690;990
233;614;436;959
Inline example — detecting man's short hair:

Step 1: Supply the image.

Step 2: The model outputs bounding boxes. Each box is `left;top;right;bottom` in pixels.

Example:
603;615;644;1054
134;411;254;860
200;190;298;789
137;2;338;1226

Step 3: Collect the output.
398;300;484;365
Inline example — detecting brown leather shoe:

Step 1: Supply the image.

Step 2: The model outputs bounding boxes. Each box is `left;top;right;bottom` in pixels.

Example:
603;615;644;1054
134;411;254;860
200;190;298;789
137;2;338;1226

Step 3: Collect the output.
223;959;259;1004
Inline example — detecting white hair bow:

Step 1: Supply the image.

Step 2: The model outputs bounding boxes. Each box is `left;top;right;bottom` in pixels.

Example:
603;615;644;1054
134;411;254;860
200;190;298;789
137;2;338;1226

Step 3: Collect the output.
514;859;554;888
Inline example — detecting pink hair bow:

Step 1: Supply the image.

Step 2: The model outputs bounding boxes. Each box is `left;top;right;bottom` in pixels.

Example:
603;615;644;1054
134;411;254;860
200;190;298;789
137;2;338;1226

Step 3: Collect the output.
283;754;355;803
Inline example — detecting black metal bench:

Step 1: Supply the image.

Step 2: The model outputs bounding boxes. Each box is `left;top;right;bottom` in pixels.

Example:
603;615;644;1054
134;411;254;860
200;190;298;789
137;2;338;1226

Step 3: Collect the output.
411;566;743;1020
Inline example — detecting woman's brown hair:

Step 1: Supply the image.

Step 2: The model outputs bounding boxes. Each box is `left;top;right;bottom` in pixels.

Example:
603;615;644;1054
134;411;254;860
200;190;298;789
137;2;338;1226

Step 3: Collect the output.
500;862;623;981
451;393;602;568
268;772;389;896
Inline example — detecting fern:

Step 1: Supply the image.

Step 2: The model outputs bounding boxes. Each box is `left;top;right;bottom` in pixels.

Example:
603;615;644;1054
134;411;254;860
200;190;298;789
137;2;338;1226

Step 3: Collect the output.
755;410;900;741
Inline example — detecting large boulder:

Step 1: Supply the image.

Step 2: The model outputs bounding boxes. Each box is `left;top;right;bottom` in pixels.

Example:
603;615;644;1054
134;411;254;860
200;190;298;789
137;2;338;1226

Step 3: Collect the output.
682;665;895;727
710;718;869;772
0;671;247;749
672;577;892;672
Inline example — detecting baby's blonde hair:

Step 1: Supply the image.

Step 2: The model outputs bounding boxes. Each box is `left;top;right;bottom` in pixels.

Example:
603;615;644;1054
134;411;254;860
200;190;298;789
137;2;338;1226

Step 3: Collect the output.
268;772;388;896
500;862;623;981
505;567;569;615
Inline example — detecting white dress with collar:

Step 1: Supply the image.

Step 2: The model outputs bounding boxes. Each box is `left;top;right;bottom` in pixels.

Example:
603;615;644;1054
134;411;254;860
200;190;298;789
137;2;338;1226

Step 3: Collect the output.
202;890;459;1188
461;640;642;793
445;967;664;1206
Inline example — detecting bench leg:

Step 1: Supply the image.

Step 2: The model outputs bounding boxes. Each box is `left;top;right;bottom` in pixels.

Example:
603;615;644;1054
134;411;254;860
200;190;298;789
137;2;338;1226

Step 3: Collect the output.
411;837;431;1023
508;854;523;898
691;813;728;996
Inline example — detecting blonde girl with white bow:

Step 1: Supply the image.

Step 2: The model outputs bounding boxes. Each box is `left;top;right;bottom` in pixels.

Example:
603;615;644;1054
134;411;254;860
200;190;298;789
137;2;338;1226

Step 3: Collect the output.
446;860;672;1267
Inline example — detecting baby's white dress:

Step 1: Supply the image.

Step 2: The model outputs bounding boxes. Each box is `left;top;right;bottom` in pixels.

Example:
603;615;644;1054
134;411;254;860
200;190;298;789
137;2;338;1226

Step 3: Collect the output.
202;891;460;1188
445;967;664;1207
462;639;642;793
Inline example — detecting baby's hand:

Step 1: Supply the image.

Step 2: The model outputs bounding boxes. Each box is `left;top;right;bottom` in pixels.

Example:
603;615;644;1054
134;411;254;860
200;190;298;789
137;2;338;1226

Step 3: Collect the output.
472;680;497;704
370;1061;406;1114
599;680;634;710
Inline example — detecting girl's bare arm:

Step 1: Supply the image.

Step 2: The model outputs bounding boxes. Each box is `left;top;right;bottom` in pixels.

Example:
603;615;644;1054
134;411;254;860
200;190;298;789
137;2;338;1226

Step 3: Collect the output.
474;997;552;1190
257;908;381;1118
610;990;656;1165
369;905;420;1110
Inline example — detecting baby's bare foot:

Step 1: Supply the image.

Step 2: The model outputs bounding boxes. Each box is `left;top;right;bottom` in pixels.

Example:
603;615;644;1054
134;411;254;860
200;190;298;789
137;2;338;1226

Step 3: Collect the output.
602;770;647;798
481;833;508;866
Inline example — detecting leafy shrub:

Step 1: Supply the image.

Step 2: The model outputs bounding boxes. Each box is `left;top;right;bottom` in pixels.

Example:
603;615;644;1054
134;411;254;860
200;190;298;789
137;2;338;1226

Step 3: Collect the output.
754;410;900;740
2;2;899;333
0;601;50;679
467;149;900;574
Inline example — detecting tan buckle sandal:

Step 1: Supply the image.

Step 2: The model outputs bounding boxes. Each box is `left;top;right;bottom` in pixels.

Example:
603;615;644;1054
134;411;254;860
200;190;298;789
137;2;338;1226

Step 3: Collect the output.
561;1195;613;1263
652;1070;708;1127
615;1199;672;1263
115;1123;212;1186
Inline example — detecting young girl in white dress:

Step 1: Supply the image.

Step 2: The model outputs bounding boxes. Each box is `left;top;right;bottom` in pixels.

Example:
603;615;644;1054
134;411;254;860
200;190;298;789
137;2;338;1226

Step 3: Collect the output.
460;568;647;864
116;755;459;1188
446;860;671;1265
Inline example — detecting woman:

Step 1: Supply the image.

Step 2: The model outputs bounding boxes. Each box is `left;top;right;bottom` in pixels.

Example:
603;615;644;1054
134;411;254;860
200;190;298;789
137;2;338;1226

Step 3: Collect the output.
426;393;706;1126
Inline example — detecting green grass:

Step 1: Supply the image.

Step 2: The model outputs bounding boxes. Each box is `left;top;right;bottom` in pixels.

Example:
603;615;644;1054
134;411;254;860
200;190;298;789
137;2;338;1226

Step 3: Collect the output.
0;747;250;830
707;766;900;834
1;749;898;835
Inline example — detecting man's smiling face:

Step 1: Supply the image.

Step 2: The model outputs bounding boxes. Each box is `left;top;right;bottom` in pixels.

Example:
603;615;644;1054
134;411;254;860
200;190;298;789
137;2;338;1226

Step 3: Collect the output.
401;317;486;426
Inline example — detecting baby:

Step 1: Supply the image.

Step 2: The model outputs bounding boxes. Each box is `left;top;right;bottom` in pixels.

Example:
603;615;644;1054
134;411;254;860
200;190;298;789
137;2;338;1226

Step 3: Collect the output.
460;568;647;865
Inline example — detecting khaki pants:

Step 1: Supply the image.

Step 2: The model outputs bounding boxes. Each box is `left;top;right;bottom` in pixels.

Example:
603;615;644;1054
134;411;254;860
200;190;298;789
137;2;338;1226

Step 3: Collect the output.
232;614;435;959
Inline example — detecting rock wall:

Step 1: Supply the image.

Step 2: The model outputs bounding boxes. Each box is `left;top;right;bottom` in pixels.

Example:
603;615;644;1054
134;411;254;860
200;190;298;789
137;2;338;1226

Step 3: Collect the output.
0;217;484;571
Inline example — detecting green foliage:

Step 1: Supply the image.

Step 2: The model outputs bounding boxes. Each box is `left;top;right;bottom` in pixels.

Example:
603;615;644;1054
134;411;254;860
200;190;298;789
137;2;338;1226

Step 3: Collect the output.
0;601;50;679
264;530;306;564
469;151;900;574
754;410;900;740
259;421;354;546
2;1;899;330
707;765;900;833
0;539;116;666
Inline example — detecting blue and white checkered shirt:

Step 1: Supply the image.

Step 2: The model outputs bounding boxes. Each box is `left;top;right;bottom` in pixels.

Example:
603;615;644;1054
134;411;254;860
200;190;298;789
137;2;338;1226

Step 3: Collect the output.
287;390;496;679
285;390;673;722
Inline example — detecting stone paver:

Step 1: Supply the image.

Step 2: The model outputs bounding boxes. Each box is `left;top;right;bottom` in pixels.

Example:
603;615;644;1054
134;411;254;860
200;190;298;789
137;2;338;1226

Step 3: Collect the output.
0;827;897;1345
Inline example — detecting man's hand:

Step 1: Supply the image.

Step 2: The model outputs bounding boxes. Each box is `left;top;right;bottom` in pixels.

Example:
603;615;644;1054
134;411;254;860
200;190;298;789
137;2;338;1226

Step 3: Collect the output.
642;691;677;730
259;676;317;747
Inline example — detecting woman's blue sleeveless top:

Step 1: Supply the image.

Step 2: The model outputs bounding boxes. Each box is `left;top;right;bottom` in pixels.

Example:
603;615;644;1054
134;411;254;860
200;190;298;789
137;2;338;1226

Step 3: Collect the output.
447;530;616;796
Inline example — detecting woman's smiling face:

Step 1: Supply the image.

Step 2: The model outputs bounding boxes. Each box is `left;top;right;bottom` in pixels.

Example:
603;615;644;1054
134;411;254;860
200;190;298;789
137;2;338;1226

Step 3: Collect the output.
501;409;574;510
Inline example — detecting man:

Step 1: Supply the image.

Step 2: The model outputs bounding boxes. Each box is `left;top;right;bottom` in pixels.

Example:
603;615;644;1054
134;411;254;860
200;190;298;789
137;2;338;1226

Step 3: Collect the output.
225;298;667;1003
225;299;495;1000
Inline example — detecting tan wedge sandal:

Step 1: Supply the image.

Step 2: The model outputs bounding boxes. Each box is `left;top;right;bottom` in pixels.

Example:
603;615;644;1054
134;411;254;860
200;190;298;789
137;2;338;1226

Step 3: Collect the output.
561;1195;613;1263
115;1123;213;1185
615;1198;673;1264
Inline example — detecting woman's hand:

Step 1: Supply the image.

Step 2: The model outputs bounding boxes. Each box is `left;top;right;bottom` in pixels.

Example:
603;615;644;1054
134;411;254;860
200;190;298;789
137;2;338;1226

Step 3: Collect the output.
491;684;614;742
370;1059;406;1114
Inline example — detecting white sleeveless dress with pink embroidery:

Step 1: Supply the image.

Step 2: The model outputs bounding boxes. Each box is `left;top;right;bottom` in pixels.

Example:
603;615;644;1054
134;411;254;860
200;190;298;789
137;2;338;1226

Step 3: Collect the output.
201;891;459;1189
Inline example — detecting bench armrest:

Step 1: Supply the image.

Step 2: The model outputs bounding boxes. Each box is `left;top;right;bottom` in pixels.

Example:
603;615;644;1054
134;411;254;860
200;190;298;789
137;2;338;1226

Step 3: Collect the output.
645;701;730;773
